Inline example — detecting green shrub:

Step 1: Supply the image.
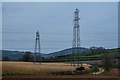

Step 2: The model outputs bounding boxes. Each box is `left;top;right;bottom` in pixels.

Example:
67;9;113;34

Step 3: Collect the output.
92;65;99;72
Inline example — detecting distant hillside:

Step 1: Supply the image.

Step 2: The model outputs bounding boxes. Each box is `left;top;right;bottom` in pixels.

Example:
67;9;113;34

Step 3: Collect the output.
1;47;89;60
47;47;90;57
1;48;119;61
1;50;47;61
1;50;25;60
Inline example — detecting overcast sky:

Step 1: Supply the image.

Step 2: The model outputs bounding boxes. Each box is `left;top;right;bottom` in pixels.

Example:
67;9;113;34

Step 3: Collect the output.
2;2;118;54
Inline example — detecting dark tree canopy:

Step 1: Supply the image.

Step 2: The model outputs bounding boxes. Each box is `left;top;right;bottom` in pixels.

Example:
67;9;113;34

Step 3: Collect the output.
3;56;10;61
101;52;113;72
22;51;32;62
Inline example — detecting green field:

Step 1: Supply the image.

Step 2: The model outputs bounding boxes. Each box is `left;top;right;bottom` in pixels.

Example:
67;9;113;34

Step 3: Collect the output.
66;48;120;61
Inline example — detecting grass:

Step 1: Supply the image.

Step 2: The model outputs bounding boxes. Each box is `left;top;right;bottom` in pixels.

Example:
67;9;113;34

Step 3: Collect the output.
115;52;120;57
2;61;77;75
107;48;120;57
67;48;120;59
2;73;31;76
2;61;91;75
80;54;103;58
67;54;103;59
47;70;98;75
66;54;103;61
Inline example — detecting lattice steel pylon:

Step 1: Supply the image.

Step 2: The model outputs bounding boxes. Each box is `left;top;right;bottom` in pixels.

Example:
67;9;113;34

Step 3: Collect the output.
34;31;41;63
72;9;81;67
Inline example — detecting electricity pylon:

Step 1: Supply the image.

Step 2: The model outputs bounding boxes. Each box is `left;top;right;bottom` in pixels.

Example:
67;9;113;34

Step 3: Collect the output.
34;31;41;63
72;9;80;67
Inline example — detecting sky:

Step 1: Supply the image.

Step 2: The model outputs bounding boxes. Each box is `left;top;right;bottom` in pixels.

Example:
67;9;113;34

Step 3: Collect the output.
2;2;118;54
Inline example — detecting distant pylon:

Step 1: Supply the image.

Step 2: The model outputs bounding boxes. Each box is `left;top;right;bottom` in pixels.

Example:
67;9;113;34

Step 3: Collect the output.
72;9;80;66
34;31;41;63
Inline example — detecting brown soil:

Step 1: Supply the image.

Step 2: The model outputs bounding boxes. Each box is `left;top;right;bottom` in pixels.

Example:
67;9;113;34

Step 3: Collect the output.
103;68;120;76
2;74;120;80
2;69;120;80
2;74;119;78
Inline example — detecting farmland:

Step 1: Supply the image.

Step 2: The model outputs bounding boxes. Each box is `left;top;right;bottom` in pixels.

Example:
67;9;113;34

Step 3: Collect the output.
2;61;91;75
2;61;120;80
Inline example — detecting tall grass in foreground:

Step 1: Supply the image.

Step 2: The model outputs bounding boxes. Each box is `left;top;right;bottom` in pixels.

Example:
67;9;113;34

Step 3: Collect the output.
2;62;77;75
2;62;90;75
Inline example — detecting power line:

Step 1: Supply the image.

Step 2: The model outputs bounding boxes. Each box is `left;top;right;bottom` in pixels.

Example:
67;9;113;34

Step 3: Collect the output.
3;47;75;49
2;32;117;34
2;40;118;42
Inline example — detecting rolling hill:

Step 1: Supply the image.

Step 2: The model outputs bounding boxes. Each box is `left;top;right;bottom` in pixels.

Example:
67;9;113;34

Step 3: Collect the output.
1;47;89;61
47;47;89;57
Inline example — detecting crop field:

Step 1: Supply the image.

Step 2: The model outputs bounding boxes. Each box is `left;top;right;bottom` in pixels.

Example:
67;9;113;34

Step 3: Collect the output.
2;61;91;75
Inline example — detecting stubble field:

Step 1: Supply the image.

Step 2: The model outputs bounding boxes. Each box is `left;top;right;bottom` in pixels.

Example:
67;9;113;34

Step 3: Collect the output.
2;61;90;75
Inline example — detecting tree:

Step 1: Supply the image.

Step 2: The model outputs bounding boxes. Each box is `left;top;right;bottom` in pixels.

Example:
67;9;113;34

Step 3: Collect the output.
90;46;105;55
96;47;105;54
22;51;32;62
90;46;96;55
101;52;113;72
3;56;10;61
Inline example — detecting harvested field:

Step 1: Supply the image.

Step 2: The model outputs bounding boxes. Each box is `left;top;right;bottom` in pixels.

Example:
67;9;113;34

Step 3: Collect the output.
2;61;90;75
2;61;120;80
103;68;120;76
3;74;119;78
2;74;120;80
